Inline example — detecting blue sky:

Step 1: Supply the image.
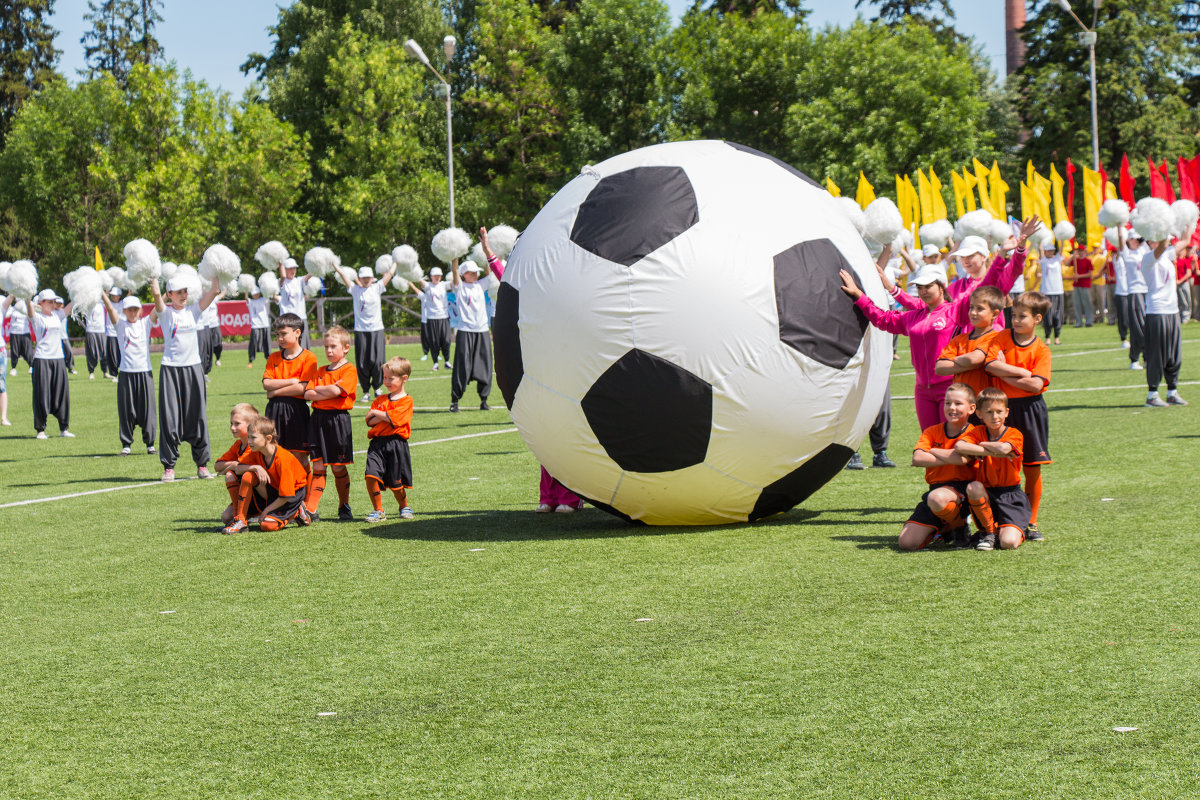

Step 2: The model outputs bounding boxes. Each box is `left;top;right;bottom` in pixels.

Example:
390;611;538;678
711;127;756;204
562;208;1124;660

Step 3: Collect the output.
47;0;1010;96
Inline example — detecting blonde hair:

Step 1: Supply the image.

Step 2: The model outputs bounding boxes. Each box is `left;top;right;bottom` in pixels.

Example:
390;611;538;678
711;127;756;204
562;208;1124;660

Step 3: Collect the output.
230;402;259;422
383;356;411;379
248;417;277;439
323;325;352;348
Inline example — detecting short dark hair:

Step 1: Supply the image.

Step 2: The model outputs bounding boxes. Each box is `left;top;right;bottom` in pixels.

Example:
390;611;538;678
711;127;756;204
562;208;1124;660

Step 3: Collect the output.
977;387;1008;410
969;285;1005;312
1014;291;1051;318
272;313;304;333
248;416;277;439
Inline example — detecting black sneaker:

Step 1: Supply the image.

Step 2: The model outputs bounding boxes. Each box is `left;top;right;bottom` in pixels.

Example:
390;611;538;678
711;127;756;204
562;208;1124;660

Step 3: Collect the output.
338;504;354;521
297;507;314;527
480;401;491;411
975;531;997;551
950;525;972;549
844;453;865;470
872;451;896;468
1025;523;1044;542
449;401;459;413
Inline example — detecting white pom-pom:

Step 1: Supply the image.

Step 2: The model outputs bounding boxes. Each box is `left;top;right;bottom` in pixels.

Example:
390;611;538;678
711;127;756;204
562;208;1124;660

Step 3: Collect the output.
67;268;104;314
391;245;419;272
258;272;279;298
237;274;258;295
123;239;162;288
1053;220;1077;243
835;197;866;236
989;219;1011;246
222;278;241;296
105;267;128;293
160;262;178;281
1131;198;1174;242
1171;199;1199;240
487;224;519;258
431;227;472;263
890;229;914;252
254;241;290;271
954;209;994;240
0;261;11;292
468;242;488;268
9;260;38;300
390;274;410;292
1030;225;1055;249
866;238;884;258
863;198;903;245
1098;199;1130;229
304;247;339;278
304;276;323;297
406;265;425;283
174;264;203;297
198;243;241;284
374;254;393;276
483;270;501;302
919;219;953;248
1104;228;1121;248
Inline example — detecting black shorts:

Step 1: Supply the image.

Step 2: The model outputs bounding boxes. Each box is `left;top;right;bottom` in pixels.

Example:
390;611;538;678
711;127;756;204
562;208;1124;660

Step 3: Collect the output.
308;408;354;465
365;435;412;489
265;396;310;452
261;485;304;523
908;480;971;530
984;484;1031;532
1006;395;1051;465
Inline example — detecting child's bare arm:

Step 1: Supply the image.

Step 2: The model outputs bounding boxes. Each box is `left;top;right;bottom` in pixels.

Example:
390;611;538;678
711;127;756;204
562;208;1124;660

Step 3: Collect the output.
929;447;969;465
985;360;1031;379
955;440;987;458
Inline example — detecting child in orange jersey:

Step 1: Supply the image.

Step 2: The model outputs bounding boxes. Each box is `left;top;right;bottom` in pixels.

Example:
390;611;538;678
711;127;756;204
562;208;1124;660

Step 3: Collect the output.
934;285;1005;418
955;388;1030;551
363;356;414;522
216;402;260;526
262;312;318;503
899;383;978;551
302;326;358;521
222;417;312;534
983;291;1052;542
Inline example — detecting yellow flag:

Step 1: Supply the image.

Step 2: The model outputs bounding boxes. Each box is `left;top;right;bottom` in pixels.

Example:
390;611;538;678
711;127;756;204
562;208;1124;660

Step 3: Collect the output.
1020;180;1033;223
1105;180;1118;202
1030;166;1052;225
929;168;948;221
825;177;841;197
989;161;1009;219
917;169;935;225
962;169;979;212
1027;160;1036;190
973;158;995;216
1050;164;1067;224
856;172;876;209
951;171;968;218
1082;166;1105;249
94;246;104;271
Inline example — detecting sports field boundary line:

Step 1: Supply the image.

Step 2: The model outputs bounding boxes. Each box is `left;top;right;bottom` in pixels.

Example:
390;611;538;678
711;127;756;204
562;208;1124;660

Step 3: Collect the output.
0;428;519;510
893;379;1200;401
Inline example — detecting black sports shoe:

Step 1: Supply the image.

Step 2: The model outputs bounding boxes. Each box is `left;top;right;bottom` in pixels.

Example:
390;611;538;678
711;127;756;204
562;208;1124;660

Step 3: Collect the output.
480;401;491;411
449;401;459;413
950;525;972;549
338;504;354;521
297;507;314;527
1025;523;1044;542
844;453;865;470
872;451;896;468
975;531;997;551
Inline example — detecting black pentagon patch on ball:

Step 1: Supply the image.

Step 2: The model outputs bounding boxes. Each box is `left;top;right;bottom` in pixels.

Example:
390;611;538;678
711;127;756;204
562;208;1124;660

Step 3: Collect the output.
774;239;868;370
581;348;712;473
749;444;855;522
570;166;699;267
492;282;523;410
572;493;645;526
724;142;821;189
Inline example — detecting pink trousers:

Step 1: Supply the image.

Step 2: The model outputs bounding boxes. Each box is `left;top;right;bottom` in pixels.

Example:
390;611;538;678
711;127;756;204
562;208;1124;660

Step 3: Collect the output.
540;466;581;508
914;382;950;431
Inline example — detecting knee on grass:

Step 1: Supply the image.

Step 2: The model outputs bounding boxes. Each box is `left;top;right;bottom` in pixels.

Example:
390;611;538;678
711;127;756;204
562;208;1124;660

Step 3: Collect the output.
999;526;1024;550
898;523;935;551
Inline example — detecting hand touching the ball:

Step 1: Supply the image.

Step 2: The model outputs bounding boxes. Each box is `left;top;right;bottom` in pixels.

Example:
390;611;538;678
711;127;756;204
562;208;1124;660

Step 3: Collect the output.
839;270;863;300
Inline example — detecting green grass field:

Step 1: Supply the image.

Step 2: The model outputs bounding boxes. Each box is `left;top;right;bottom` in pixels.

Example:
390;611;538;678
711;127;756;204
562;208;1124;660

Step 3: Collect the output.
1;325;1198;799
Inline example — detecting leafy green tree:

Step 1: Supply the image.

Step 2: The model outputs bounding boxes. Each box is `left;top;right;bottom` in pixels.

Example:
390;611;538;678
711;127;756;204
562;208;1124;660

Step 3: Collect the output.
0;0;60;146
1015;0;1200;173
553;0;671;166
783;20;1004;189
693;0;807;19
854;0;953;26
81;0;164;84
665;9;809;156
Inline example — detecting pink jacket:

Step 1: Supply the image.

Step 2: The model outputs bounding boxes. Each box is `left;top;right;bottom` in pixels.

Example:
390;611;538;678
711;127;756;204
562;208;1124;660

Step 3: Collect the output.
891;253;1021;334
857;249;1026;389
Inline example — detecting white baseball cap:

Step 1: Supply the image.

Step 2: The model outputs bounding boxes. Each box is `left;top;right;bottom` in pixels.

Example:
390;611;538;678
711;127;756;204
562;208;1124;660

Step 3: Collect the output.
36;289;57;302
53;295;64;304
430;267;443;277
165;276;189;292
949;236;989;258
121;296;142;310
357;266;373;278
460;263;481;275
284;258;298;269
921;244;941;258
109;287;123;297
910;264;949;286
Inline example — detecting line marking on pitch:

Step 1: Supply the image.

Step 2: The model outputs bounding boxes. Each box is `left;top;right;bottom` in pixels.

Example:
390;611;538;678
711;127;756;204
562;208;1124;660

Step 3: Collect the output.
894;379;1200;401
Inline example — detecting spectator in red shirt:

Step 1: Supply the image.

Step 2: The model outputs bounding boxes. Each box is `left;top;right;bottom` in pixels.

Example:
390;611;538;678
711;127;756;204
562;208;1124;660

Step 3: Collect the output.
1071;248;1096;327
1177;244;1196;324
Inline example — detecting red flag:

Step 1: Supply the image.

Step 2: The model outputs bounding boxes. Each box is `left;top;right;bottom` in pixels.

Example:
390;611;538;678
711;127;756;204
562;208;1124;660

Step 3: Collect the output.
1119;154;1135;208
1099;165;1109;201
1188;155;1200;196
1178;157;1197;202
1065;158;1076;224
1149;157;1169;199
1158;161;1177;203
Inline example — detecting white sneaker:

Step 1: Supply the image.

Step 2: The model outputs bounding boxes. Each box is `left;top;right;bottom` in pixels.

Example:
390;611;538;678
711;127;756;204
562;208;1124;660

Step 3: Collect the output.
536;503;553;513
111;376;118;383
70;369;77;375
197;466;214;479
375;387;385;396
554;504;576;513
8;368;14;376
162;468;175;482
432;363;440;371
120;446;131;455
27;367;32;374
0;419;9;426
1145;395;1168;408
215;360;222;367
147;446;156;455
420;354;428;361
35;431;48;439
1167;394;1189;406
1122;340;1131;349
89;373;95;380
1129;362;1143;370
60;431;75;438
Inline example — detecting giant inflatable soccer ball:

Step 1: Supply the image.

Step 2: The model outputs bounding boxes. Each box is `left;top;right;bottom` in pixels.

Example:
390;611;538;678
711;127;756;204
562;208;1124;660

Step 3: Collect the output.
493;140;891;525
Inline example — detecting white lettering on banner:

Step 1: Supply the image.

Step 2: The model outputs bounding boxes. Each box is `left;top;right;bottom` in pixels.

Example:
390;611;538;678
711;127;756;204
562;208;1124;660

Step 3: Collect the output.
147;300;251;338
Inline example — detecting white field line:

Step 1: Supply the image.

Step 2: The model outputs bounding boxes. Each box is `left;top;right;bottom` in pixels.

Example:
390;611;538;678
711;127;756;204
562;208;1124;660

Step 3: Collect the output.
893;379;1200;401
0;428;519;510
891;338;1200;379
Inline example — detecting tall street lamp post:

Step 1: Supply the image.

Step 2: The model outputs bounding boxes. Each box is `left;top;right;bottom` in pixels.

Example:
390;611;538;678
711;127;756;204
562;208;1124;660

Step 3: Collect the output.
404;35;458;227
1056;0;1100;170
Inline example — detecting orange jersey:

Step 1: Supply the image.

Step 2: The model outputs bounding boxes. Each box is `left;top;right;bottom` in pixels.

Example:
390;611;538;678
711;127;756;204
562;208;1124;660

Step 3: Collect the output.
310;362;358;411
985;330;1051;398
937;329;998;397
217;439;248;463
238;445;309;497
263;349;318;386
367;393;413;439
962;425;1023;487
914;422;976;485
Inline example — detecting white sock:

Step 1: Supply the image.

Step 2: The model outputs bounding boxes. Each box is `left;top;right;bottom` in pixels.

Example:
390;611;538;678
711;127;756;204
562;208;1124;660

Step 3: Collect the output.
1168;389;1179;398
1148;390;1159;400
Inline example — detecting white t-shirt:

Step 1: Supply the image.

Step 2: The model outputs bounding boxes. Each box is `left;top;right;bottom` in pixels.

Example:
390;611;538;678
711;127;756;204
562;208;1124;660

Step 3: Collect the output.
86;304;108;334
104;303;119;337
159;304;202;367
9;303;29;335
279;277;306;318
1141;250;1179;315
1112;254;1129;295
349;281;386;332
248;296;270;329
1039;256;1064;295
455;281;489;333
31;311;64;360
54;309;70;344
198;299;220;330
1121;245;1148;294
421;281;449;319
117;314;154;373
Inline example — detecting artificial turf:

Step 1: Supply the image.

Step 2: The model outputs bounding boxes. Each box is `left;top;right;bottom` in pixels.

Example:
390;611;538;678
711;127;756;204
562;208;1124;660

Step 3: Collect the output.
0;325;1197;799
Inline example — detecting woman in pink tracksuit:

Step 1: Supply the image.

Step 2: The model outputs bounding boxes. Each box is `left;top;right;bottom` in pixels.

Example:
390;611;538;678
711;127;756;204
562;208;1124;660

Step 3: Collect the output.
841;217;1038;430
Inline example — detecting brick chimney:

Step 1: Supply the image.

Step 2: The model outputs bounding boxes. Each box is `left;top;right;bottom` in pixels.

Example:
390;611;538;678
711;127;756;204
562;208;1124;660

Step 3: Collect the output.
1006;0;1027;75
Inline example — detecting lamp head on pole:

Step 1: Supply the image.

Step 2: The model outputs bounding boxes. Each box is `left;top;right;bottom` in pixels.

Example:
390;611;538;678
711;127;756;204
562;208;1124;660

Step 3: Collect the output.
404;39;430;66
443;35;457;62
1054;0;1071;11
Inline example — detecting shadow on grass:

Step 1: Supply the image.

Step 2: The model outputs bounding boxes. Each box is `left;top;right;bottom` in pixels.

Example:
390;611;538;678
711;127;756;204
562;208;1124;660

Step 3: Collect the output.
830;534;902;551
8;475;159;487
1049;403;1145;412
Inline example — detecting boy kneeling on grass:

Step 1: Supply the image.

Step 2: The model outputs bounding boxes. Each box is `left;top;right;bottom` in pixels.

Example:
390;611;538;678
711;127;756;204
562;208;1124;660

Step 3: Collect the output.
222;417;312;534
955;387;1030;551
899;382;977;551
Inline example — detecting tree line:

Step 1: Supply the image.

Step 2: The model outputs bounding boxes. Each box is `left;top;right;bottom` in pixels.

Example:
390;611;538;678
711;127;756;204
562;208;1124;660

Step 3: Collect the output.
1;0;1197;292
